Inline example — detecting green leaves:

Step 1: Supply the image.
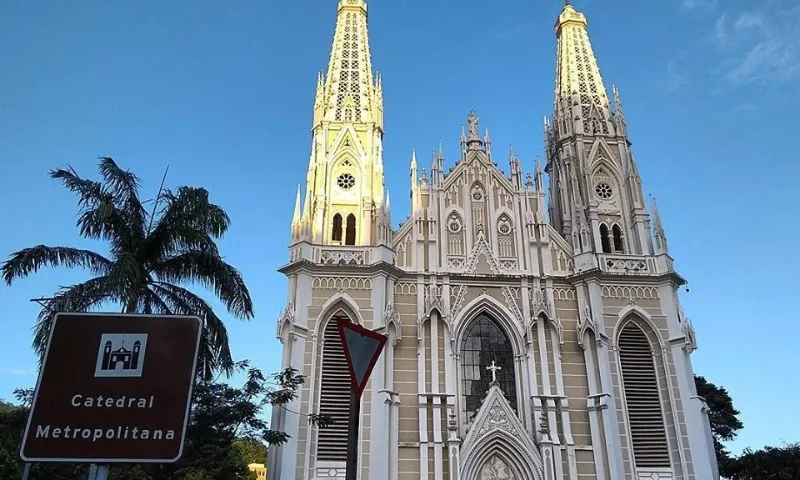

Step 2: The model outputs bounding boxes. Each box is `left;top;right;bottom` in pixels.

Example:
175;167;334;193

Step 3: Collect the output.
2;157;254;382
1;246;112;285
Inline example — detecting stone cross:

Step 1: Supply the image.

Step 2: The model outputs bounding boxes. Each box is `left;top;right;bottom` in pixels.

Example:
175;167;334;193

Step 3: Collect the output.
486;361;502;384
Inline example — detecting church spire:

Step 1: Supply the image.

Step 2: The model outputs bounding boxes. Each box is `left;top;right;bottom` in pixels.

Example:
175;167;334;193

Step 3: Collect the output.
292;0;385;247
317;0;381;129
554;2;614;136
651;197;669;255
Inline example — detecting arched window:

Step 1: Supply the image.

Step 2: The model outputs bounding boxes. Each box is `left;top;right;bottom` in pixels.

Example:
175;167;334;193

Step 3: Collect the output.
345;214;356;245
460;314;516;421
331;214;343;243
599;224;612;253
618;322;670;468
317;315;351;461
612;224;624;253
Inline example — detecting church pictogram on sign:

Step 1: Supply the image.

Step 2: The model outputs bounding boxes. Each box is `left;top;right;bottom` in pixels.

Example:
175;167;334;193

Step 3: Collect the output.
94;333;149;378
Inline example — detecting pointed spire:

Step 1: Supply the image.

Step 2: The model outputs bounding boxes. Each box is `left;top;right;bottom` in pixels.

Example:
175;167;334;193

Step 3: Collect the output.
437;139;445;179
535;156;544;192
554;2;612;136
410;148;418;193
613;85;628;137
292;184;302;224
651;197;669;254
320;0;379;126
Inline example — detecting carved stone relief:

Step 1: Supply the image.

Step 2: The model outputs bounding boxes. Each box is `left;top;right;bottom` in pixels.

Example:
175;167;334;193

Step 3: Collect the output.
480;456;515;480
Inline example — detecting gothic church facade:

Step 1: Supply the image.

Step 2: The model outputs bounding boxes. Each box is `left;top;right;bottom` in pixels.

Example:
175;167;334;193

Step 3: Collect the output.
269;1;718;479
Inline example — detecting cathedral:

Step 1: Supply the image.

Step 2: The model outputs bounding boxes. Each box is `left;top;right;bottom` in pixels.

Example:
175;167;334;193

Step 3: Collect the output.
268;1;718;479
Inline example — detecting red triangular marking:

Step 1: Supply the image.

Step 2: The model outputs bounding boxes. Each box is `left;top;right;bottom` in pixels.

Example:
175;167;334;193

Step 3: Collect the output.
337;319;387;397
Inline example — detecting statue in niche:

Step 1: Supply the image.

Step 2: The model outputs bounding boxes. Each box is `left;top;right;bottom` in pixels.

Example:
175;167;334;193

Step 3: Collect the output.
480;455;514;479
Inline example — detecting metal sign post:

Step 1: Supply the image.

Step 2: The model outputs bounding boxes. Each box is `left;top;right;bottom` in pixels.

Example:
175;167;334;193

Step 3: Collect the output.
336;319;387;480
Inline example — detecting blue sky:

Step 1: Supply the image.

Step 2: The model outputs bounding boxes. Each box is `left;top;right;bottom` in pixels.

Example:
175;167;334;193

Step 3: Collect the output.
1;0;798;455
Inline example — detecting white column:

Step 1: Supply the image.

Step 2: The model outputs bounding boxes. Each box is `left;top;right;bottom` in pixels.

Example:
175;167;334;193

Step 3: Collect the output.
417;279;429;480
370;275;390;479
582;340;607;480
280;334;307;480
431;313;444;480
551;325;578;480
660;285;718;480
581;281;625;479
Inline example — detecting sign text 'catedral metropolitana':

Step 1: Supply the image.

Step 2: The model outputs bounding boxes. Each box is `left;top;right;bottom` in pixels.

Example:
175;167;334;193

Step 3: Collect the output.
20;313;202;463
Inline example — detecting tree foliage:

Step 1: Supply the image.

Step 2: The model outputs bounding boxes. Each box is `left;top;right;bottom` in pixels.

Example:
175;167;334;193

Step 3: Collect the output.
1;158;254;379
0;365;328;480
724;443;800;480
695;374;744;472
695;375;799;478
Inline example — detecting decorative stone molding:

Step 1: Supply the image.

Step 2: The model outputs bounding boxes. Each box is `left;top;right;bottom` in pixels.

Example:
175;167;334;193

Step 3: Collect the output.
598;254;654;275
385;305;402;346
502;286;523;324
394;282;417;295
636;469;674;480
465;231;504;274
276;303;296;342
312;277;372;290
424;284;446;318
601;285;659;300
459;385;544;480
577;305;607;349
531;288;555;318
448;257;466;270
553;287;577;301
318;248;366;266
450;285;468;320
682;320;697;353
499;259;517;270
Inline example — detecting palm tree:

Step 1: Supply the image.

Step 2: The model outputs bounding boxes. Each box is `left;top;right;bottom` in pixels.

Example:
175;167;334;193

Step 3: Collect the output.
2;157;253;380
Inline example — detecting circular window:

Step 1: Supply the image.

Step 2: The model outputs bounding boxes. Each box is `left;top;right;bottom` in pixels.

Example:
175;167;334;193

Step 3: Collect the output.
337;173;355;190
448;217;462;233
498;218;512;235
595;182;613;199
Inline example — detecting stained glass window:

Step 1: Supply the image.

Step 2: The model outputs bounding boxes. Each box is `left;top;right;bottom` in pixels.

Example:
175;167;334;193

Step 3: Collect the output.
460;314;517;421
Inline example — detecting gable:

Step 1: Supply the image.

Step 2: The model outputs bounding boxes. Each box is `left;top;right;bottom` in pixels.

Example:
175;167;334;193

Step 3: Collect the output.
460;385;544;480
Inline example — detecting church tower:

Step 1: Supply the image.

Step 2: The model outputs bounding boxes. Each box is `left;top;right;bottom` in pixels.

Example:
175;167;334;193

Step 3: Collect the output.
272;2;719;480
545;3;652;261
292;0;388;247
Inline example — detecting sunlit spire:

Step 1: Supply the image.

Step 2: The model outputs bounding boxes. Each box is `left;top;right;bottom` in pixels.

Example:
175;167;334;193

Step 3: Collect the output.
554;2;613;135
318;0;381;128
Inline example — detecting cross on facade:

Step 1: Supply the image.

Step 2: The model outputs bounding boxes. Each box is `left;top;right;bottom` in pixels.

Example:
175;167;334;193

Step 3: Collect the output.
486;360;502;384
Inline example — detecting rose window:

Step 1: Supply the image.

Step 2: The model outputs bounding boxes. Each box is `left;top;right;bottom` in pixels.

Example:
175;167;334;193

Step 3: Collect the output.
337;173;356;190
595;182;613;199
448;217;462;233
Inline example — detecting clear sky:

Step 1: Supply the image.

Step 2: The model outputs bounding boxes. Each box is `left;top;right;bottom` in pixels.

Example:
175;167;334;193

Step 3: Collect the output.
1;0;798;455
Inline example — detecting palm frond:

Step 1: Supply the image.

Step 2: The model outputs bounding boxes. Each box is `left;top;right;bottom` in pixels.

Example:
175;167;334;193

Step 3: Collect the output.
2;246;112;285
160;187;231;239
49;167;107;208
97;157;147;241
151;282;233;380
152;250;253;319
32;276;116;357
142;187;229;262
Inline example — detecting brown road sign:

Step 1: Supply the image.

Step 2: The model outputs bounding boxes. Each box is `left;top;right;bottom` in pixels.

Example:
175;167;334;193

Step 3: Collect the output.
20;312;202;463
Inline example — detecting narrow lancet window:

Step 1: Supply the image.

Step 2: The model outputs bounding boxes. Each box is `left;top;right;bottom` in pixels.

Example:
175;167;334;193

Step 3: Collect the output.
460;314;517;421
599;224;612;253
345;214;356;245
619;322;670;468
612;224;624;253
332;214;343;242
317;315;351;461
